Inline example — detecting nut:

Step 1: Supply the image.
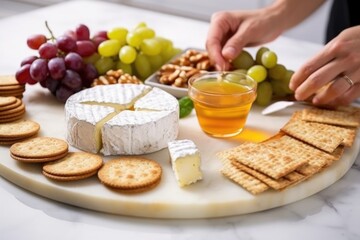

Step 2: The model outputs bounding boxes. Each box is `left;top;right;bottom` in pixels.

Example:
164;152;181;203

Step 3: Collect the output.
91;69;142;87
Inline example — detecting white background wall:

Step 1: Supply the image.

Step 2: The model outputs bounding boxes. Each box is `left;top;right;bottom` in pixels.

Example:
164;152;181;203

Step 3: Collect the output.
2;0;333;44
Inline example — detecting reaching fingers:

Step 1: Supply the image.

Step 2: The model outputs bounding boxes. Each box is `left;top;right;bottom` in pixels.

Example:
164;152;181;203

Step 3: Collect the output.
313;69;360;105
206;12;235;70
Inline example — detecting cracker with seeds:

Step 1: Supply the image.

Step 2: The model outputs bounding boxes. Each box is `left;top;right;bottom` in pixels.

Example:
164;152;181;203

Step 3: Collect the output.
0;96;16;107
10;151;69;163
98;157;162;192
281;119;344;153
43;152;103;176
42;170;98;182
231;160;292;190
229;142;307;179
302;108;360;127
221;159;269;194
10;137;68;158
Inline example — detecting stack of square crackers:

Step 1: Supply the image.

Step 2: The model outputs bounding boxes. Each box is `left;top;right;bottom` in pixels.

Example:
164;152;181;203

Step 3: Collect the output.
219;106;360;195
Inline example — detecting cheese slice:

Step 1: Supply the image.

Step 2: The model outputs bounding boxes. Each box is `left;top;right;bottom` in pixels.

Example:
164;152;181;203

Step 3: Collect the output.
65;84;179;155
168;139;203;187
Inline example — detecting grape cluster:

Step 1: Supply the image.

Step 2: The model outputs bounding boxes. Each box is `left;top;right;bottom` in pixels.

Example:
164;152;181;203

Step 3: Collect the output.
15;22;180;103
16;23;99;102
95;22;181;80
231;47;294;106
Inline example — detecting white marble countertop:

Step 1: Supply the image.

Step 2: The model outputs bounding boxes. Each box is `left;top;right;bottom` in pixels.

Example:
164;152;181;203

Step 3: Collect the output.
0;1;360;239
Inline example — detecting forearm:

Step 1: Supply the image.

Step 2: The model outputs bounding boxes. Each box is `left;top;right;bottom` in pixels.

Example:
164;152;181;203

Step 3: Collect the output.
266;0;326;31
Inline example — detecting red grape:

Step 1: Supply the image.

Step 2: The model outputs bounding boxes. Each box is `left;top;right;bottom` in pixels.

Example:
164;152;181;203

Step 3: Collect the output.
46;77;60;94
76;40;96;57
20;55;38;66
16;64;34;84
48;57;66;80
65;52;84;71
92;36;107;49
30;58;48;82
93;30;108;39
75;24;90;40
61;69;82;92
56;85;74;103
39;42;58;59
27;34;47;50
64;30;77;40
81;63;98;87
57;35;77;53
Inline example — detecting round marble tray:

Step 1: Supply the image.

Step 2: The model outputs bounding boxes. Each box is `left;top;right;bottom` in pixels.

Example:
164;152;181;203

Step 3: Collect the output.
0;85;358;219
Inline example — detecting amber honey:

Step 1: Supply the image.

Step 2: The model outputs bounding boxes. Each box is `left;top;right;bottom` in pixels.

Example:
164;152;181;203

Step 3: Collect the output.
188;72;257;138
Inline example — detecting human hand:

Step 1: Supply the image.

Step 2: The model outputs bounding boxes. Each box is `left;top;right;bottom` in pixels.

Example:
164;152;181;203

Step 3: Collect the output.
290;26;360;106
205;8;284;70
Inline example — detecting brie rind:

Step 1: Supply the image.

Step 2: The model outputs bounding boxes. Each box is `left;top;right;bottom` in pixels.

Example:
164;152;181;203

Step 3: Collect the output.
168;139;203;187
65;84;179;155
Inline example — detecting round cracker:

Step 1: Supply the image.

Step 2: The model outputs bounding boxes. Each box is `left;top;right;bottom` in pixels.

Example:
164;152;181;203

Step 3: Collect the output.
0;98;22;111
10;137;68;158
0;108;25;119
43;152;103;176
0;96;16;107
0;103;25;115
10;151;69;163
0;84;25;91
97;157;162;190
42;170;98;181
0;119;40;138
0;114;24;123
0;76;20;86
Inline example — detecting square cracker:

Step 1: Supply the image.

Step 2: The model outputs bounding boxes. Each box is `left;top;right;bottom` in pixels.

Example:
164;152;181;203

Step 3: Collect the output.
228;142;307;179
263;135;334;168
221;159;269;195
281;118;344;153
231;160;295;190
302;108;360;127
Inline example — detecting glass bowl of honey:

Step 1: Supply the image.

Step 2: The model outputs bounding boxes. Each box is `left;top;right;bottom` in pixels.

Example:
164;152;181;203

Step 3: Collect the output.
188;71;257;138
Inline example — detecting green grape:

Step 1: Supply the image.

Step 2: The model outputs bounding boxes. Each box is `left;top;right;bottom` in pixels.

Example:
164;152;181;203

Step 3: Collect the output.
83;52;100;64
282;70;294;94
98;39;121;57
140;38;161;56
116;61;133;75
126;32;142;48
119;45;137;64
107;27;128;45
134;53;152;79
134;27;155;39
247;65;267;83
232;50;254;70
256;81;273;106
255;46;269;64
133;22;147;30
95;57;115;74
155;36;173;51
232;69;248;75
268;64;286;81
270;79;288;97
261;51;278;68
147;55;163;71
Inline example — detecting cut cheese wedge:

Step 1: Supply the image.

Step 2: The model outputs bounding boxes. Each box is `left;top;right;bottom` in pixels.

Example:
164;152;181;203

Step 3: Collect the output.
168;139;203;187
65;84;179;155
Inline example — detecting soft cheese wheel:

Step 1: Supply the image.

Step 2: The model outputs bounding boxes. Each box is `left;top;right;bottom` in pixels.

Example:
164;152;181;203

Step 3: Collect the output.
65;84;179;155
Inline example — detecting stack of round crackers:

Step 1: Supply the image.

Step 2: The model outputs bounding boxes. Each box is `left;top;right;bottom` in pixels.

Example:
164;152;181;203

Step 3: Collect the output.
0;119;40;145
0;75;25;98
98;157;162;193
0;96;26;123
10;137;69;162
42;152;103;181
